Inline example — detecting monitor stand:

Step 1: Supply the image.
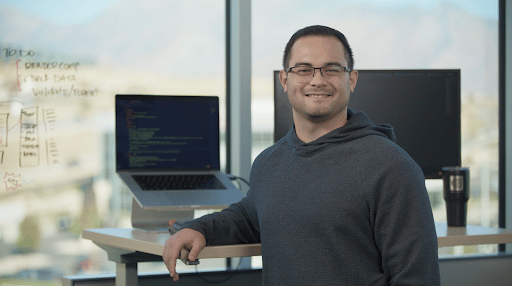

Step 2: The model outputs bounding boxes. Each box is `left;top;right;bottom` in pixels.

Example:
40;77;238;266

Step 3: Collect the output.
131;198;195;232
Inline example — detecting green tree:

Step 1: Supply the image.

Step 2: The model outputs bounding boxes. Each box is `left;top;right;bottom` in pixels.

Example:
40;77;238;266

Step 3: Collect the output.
16;215;41;253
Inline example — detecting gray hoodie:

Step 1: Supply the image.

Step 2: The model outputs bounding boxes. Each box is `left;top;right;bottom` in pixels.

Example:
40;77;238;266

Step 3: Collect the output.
184;108;440;285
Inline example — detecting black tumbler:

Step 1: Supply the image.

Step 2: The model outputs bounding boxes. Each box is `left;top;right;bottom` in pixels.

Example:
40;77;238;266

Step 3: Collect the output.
442;166;470;227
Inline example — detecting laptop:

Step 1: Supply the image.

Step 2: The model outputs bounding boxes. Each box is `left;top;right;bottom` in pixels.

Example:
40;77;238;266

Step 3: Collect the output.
115;94;244;211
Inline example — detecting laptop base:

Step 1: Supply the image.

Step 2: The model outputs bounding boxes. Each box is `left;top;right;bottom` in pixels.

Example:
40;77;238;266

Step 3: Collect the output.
131;198;195;232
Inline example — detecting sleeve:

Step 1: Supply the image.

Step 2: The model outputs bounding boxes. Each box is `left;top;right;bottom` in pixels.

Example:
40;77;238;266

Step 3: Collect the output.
368;151;441;285
178;156;264;246
180;194;260;245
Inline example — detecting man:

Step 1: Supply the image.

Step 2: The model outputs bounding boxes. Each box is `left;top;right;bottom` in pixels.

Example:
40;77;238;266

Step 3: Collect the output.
163;25;440;285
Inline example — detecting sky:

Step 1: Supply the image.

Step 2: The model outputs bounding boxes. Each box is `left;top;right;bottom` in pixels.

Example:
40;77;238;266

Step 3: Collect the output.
3;0;499;26
3;0;123;25
345;0;498;19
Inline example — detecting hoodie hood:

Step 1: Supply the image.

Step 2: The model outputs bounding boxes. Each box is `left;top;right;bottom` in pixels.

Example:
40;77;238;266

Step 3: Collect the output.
287;108;396;157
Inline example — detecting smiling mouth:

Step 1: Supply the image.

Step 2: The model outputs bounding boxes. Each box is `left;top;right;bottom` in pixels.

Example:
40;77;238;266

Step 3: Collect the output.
306;94;330;97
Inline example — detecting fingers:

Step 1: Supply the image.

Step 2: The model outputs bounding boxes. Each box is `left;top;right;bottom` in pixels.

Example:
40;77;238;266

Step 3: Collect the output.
162;229;206;282
187;238;206;262
171;272;180;282
163;235;183;282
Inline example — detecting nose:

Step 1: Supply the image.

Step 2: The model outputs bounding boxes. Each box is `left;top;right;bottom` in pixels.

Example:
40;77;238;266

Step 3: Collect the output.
308;68;328;86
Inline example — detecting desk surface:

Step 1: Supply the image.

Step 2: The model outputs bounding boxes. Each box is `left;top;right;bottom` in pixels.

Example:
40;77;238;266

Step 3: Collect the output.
435;223;512;247
82;227;262;260
83;223;512;260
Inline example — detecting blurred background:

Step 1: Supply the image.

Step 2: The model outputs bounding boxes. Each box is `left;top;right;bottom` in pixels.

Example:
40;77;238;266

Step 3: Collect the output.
0;0;499;284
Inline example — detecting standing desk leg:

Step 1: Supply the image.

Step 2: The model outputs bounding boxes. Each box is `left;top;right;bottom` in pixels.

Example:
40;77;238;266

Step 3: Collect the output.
116;262;138;286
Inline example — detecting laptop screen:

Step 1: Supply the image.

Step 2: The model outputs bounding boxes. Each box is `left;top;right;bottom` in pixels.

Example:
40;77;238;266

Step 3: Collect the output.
115;95;220;171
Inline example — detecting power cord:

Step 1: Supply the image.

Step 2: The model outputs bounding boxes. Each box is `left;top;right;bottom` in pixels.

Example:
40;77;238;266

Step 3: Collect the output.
193;256;244;284
227;174;250;190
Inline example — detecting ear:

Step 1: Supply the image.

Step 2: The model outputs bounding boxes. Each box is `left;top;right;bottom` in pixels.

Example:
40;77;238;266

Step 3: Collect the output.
279;70;288;93
349;69;358;93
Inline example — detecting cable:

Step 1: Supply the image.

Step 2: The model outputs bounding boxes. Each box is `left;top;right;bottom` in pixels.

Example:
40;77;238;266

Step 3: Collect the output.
232;179;242;190
235;176;250;188
193;256;244;284
227;174;250;189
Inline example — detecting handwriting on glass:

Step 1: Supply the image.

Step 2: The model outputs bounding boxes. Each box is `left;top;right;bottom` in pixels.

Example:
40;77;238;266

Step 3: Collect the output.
19;107;39;167
2;47;98;97
0;113;7;147
3;172;22;191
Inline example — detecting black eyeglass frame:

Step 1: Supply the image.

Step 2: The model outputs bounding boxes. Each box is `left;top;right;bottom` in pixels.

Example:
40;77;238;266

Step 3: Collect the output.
285;65;352;77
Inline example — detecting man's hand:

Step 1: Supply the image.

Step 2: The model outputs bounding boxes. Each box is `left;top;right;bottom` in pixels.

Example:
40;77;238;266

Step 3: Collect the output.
162;228;206;282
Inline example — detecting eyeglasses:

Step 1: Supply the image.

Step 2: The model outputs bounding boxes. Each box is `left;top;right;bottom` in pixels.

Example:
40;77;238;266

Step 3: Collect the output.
286;65;352;82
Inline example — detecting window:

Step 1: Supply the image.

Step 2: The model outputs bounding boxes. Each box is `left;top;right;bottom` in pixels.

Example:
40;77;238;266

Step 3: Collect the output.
252;0;499;256
0;0;225;283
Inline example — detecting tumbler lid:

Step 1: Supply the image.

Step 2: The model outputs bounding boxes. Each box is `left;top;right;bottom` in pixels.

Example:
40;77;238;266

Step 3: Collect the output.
442;166;469;173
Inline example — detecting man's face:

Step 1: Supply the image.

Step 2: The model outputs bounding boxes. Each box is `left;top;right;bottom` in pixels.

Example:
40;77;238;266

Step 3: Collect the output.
279;35;358;124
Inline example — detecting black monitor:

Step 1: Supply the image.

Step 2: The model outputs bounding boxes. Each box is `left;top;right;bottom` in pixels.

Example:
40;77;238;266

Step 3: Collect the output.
274;69;461;179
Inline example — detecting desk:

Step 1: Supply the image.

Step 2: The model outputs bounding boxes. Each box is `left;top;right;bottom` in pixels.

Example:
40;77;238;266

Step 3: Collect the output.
82;228;261;286
83;223;512;286
435;223;512;247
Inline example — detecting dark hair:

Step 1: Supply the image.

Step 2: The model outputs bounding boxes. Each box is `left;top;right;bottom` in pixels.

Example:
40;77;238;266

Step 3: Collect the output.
282;25;354;70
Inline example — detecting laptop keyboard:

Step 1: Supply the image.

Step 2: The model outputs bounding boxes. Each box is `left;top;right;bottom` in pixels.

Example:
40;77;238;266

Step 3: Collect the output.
132;174;226;190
